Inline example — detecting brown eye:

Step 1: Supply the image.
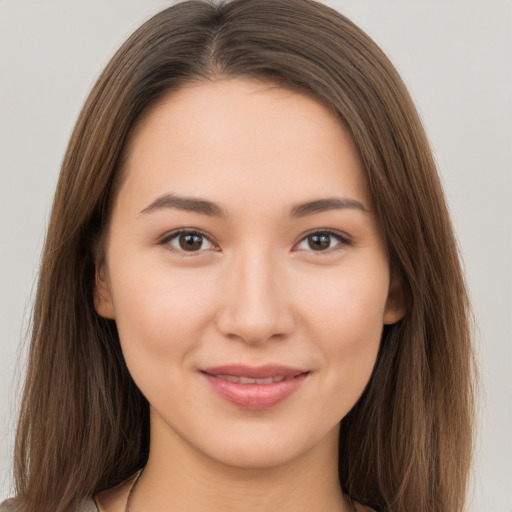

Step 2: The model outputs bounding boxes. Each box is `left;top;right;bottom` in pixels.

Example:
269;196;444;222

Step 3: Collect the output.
163;230;215;253
295;230;348;252
308;233;331;251
179;233;203;251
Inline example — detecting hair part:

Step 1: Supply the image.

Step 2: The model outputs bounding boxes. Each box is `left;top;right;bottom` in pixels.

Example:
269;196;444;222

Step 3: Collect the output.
13;1;474;511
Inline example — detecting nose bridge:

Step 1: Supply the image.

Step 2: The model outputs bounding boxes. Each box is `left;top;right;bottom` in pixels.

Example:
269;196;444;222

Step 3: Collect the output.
217;245;293;343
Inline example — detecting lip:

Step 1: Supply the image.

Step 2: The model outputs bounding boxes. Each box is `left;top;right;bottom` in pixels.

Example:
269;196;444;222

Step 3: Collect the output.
200;364;310;411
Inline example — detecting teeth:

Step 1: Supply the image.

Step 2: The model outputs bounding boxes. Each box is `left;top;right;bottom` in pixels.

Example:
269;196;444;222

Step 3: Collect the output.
215;374;289;384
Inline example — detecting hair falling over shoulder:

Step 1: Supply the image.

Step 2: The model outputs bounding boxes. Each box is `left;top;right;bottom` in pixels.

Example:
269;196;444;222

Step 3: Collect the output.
12;1;475;511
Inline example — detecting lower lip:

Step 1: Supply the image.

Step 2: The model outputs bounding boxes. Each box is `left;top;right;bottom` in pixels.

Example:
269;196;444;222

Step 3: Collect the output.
201;372;309;411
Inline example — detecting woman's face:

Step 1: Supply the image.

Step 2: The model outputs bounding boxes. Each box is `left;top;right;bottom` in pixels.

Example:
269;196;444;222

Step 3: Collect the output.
95;79;404;469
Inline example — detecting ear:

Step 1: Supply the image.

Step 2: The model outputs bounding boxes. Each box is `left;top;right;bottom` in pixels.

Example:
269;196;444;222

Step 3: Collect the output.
383;272;406;325
93;263;115;319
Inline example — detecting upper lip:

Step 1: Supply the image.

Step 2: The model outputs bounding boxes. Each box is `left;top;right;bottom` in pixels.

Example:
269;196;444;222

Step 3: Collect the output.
201;364;308;379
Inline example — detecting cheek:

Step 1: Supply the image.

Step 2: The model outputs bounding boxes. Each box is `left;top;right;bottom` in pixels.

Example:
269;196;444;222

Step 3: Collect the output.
107;257;219;372
297;258;389;384
300;257;389;334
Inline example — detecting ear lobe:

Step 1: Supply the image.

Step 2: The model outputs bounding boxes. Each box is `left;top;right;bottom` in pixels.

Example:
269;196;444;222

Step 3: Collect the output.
94;264;115;319
383;273;406;325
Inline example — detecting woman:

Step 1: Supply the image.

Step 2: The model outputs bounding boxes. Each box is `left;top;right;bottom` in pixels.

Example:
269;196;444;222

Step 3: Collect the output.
1;1;474;511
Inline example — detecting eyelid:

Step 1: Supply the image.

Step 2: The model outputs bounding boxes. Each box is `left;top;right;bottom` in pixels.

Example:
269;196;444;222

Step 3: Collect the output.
159;228;218;255
158;227;352;255
293;228;352;253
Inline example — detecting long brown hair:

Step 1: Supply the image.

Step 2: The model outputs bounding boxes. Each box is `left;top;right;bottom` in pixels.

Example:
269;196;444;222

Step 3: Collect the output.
13;1;474;511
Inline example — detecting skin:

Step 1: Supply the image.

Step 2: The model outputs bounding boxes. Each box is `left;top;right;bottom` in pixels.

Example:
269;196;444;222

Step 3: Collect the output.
94;79;405;512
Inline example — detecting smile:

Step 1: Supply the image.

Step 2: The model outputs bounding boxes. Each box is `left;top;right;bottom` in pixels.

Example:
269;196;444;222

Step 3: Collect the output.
209;374;293;384
200;365;310;410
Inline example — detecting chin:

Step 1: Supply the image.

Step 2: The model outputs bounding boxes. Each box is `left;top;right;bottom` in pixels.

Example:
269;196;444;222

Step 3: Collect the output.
210;443;306;470
197;423;338;471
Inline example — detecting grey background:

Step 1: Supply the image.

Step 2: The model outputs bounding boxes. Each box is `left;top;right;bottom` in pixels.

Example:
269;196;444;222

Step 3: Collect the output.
1;1;511;510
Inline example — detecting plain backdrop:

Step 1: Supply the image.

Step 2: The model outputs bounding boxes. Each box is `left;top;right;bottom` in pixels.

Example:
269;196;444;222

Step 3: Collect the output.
0;1;511;510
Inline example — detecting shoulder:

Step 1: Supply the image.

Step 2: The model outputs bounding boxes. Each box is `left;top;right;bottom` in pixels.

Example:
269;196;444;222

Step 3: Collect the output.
353;503;377;512
77;498;99;512
0;500;17;512
0;498;98;512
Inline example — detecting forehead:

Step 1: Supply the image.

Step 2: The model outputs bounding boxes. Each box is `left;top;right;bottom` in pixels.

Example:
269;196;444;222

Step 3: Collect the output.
118;78;371;215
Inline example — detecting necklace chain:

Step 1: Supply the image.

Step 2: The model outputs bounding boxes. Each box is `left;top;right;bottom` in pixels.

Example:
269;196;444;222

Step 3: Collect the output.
122;466;357;512
124;468;144;512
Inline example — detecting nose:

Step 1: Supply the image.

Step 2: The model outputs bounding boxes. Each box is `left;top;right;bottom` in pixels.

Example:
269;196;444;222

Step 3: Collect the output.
215;250;295;345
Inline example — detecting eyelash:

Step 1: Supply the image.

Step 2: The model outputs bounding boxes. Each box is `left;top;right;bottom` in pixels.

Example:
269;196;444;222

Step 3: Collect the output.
295;229;351;253
159;229;217;256
159;228;351;256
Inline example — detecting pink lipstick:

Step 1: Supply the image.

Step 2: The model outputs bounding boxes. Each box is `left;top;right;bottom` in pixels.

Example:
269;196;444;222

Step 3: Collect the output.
200;365;309;411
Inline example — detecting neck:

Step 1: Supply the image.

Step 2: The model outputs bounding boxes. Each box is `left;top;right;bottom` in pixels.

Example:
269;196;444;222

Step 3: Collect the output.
130;410;351;512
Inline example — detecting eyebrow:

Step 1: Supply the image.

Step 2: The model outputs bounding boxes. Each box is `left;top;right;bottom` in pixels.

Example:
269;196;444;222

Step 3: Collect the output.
139;193;368;218
290;197;368;217
140;194;225;217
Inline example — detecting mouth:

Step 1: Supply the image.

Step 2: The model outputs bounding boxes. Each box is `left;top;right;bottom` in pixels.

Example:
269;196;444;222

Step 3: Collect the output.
200;365;310;410
204;374;296;385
